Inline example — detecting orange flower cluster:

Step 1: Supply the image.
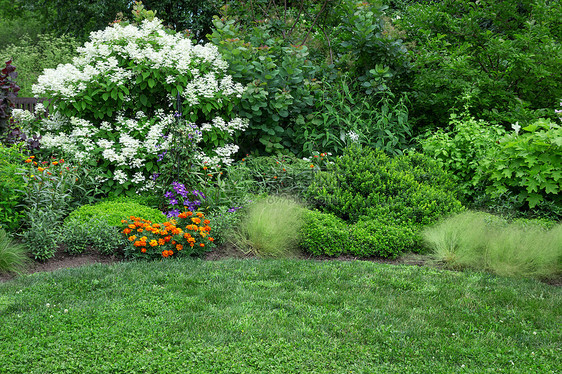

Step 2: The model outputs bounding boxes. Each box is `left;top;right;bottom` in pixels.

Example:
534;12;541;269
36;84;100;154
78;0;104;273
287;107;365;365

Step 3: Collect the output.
121;212;214;259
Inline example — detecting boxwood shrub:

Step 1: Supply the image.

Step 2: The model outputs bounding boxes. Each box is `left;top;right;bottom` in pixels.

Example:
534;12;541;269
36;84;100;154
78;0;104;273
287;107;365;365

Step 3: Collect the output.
303;146;464;257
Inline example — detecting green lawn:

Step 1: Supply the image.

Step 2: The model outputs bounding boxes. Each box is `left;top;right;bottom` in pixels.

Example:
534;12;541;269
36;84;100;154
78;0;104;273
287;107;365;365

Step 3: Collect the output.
0;259;560;373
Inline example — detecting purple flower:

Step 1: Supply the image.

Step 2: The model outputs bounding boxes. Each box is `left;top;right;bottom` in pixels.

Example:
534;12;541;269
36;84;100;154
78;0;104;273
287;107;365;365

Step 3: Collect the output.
166;209;180;218
164;191;174;199
152;173;160;181
169;198;179;206
228;206;242;213
157;151;167;162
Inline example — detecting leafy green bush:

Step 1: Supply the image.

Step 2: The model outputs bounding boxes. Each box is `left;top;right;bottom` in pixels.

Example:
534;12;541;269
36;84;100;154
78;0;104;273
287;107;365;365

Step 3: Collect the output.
397;0;562;129
420;113;506;201
60;218;125;255
297;76;412;156
0;227;28;274
22;209;59;261
65;200;166;228
299;210;350;257
299;210;416;258
0;143;27;231
481;118;561;215
229;196;305;258
209;14;321;156
307;145;463;225
423;211;562;279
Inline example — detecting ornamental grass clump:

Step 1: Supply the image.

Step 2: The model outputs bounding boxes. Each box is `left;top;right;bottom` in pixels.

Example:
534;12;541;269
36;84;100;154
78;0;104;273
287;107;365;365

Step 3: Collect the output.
229;196;305;258
423;211;562;279
121;211;214;259
0;227;29;274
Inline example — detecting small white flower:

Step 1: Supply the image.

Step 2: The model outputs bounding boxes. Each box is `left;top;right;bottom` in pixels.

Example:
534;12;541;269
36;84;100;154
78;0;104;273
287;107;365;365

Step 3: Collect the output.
512;122;521;135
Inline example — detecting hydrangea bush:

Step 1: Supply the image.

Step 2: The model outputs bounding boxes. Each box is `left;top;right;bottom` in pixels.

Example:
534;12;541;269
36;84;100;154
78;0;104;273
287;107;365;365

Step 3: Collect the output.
26;18;247;194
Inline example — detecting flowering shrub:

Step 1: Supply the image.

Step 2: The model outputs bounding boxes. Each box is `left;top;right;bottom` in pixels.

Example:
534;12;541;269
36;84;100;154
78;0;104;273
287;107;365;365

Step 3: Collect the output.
27;18;248;194
121;211;214;259
0;60;20;130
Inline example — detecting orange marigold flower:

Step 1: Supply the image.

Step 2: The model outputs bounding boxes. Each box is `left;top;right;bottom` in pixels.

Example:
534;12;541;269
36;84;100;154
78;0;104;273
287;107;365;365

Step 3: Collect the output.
52;161;58;166
130;216;136;220
169;250;174;256
137;228;144;233
162;250;168;258
196;212;204;218
134;241;141;247
128;224;135;229
38;167;45;172
191;217;201;225
310;164;314;168
186;211;193;216
209;237;215;242
171;240;176;245
203;219;210;225
149;239;158;247
152;223;160;228
139;241;147;247
24;159;32;163
121;219;127;224
160;230;169;235
30;156;35;159
171;227;182;235
164;236;172;242
178;212;188;219
176;244;183;251
158;238;165;245
128;235;137;241
141;248;147;253
189;243;194;247
123;228;131;234
200;243;205;247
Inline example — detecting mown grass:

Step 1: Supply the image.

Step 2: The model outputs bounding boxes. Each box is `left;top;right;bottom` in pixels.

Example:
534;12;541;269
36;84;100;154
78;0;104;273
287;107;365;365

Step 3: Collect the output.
0;259;560;373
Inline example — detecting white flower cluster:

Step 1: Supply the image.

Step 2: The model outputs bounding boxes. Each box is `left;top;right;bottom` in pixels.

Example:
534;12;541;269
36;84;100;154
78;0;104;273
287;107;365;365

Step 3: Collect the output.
30;17;249;192
197;143;240;168
11;109;35;123
200;116;249;135
32;18;244;105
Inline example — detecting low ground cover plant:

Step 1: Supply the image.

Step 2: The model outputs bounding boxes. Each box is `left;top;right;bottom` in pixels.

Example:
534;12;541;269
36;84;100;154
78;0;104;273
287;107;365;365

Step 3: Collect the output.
424;211;562;279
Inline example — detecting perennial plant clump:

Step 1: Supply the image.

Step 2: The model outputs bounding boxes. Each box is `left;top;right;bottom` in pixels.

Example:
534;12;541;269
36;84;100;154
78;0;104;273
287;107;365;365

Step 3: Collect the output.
121;211;214;259
22;17;247;195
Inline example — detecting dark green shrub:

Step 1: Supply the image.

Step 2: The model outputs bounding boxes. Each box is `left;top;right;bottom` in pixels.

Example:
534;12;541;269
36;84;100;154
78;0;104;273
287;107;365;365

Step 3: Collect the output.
65;200;166;227
306;145;463;225
299;210;349;257
397;0;562;130
299;210;417;258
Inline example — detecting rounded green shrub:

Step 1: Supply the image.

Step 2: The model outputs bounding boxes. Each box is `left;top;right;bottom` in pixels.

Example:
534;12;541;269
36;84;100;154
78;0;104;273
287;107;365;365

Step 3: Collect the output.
306;145;464;226
65;200;166;227
299;210;417;259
